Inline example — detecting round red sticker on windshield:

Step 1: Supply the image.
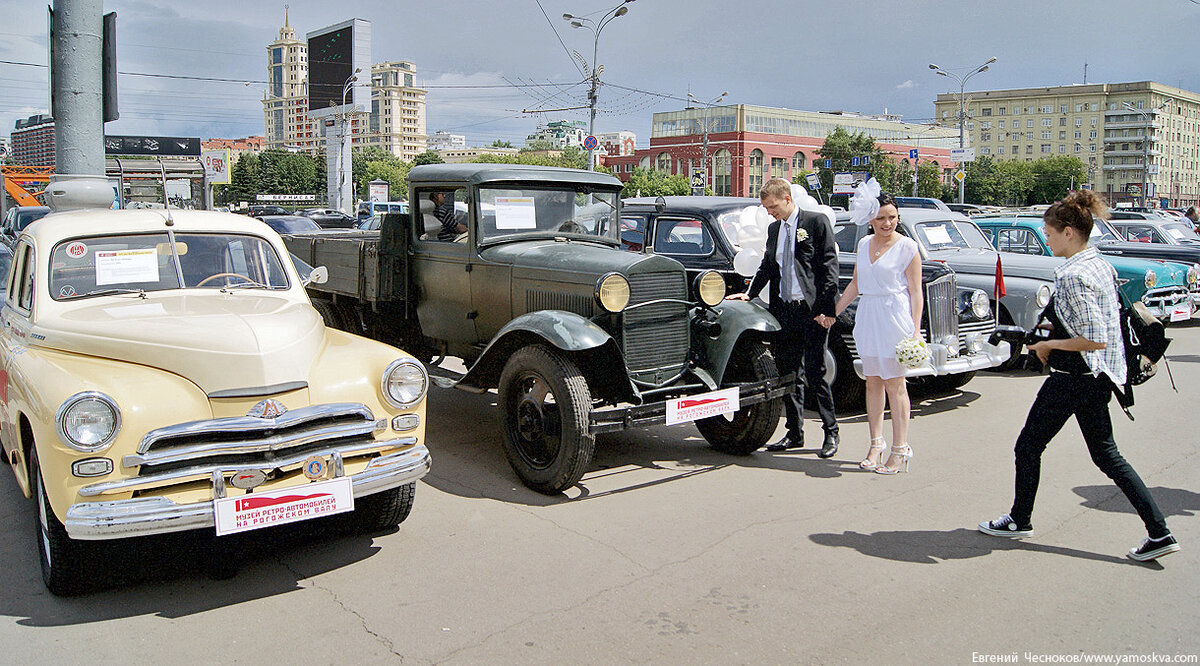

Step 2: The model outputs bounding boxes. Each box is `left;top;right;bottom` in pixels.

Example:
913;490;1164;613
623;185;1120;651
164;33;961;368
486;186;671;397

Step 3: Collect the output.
65;242;88;259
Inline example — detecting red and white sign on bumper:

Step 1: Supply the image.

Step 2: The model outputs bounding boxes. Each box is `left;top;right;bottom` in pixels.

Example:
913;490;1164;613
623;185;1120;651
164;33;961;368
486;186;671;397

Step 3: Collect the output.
214;477;354;536
665;387;739;426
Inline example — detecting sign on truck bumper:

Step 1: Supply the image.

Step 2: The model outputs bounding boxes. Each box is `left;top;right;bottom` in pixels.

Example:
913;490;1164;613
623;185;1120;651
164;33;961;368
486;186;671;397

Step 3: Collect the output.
588;375;792;433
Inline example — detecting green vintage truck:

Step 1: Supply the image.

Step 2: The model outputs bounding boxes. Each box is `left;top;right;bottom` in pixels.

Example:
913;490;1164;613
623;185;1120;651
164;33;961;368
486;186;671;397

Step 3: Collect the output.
282;164;791;494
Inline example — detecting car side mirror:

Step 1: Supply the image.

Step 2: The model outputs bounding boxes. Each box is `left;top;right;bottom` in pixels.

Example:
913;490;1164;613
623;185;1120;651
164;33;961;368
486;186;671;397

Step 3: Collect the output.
303;266;328;286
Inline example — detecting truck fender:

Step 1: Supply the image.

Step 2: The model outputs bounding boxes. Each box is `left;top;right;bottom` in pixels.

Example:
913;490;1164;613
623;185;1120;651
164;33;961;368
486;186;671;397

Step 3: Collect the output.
697;300;782;385
457;311;631;399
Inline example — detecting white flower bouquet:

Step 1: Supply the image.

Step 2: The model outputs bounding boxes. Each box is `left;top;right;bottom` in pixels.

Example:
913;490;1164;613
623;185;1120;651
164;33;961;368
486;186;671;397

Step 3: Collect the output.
894;336;931;370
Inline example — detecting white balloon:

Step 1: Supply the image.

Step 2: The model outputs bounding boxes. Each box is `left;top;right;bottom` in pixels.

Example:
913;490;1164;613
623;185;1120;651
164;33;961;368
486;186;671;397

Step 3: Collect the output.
755;206;772;228
721;220;741;246
815;205;837;229
739;224;765;246
739;206;758;228
733;248;763;277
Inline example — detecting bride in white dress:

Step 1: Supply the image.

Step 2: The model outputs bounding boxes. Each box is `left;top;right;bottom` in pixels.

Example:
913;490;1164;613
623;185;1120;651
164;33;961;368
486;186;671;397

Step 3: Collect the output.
833;185;924;474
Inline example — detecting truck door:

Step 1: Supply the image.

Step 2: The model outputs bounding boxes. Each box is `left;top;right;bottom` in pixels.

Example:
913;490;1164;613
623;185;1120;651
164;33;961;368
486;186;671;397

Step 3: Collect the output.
410;187;476;344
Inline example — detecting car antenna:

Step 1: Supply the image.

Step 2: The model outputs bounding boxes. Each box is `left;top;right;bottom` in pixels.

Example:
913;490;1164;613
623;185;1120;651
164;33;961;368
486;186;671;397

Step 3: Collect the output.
158;159;174;226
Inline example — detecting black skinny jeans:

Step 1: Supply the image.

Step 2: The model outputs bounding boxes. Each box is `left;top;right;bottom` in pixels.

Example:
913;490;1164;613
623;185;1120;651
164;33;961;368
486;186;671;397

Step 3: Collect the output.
1009;372;1168;539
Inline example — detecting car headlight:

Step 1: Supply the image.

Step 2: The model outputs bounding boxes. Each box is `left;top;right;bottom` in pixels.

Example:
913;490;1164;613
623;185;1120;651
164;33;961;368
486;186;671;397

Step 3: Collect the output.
1144;269;1157;289
1188;264;1199;287
1036;284;1052;308
55;392;120;452
595;272;630;313
970;289;991;319
694;270;726;307
381;359;428;409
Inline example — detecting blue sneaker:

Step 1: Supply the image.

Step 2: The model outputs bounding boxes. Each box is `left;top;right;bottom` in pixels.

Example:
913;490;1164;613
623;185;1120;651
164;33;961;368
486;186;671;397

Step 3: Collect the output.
977;514;1033;538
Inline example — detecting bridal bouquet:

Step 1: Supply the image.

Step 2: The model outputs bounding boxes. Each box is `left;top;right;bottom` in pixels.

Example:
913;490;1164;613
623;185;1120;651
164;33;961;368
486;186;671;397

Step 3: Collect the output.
894;336;931;370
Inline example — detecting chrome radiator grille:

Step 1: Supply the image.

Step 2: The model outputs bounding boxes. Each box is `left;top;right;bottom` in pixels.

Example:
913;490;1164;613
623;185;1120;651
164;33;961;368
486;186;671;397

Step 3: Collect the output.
127;403;383;475
924;275;958;345
623;271;689;381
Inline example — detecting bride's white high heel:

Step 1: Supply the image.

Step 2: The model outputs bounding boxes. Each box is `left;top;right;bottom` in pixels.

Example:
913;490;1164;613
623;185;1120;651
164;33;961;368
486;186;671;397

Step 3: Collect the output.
859;436;887;470
874;444;912;475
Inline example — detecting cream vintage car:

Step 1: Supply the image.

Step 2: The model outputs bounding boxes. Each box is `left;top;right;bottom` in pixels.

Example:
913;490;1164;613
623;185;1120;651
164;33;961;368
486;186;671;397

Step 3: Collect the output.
0;205;431;595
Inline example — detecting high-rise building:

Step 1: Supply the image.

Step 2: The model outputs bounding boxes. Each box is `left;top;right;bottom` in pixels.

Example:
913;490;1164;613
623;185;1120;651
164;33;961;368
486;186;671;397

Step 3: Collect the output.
427;131;466;151
365;61;428;161
11;114;56;168
527;120;587;149
262;13;425;161
934;81;1200;207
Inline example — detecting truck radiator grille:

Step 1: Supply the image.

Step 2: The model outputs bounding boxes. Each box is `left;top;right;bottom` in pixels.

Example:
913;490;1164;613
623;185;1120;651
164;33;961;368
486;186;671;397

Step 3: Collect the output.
127;403;383;475
623;271;689;381
525;290;593;318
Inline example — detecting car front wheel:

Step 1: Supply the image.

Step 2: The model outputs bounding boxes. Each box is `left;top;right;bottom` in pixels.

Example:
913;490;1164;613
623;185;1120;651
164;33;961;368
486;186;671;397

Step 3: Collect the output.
696;341;782;455
32;449;95;596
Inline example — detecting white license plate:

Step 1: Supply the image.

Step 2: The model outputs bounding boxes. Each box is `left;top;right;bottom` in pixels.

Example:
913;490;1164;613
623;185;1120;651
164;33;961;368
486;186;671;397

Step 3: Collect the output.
1171;304;1191;322
665;387;740;425
214;476;354;536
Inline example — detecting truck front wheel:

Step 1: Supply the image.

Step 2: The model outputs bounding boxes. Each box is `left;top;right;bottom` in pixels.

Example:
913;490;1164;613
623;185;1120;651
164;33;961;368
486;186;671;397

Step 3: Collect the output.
498;346;595;494
696;341;782;455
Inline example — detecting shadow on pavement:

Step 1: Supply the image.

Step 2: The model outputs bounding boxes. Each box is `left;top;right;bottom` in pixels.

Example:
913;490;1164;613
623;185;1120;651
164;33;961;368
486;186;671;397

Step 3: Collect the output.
809;527;1154;567
0;475;392;626
1165;353;1200;364
1073;485;1200;518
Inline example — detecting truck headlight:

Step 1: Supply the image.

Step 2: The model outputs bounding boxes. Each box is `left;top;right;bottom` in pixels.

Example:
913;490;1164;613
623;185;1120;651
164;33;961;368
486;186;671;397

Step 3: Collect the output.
969;289;991;319
1036;284;1052;308
1144;269;1157;289
382;359;428;409
55;392;120;452
595;273;630;313
1188;265;1198;287
694;270;726;307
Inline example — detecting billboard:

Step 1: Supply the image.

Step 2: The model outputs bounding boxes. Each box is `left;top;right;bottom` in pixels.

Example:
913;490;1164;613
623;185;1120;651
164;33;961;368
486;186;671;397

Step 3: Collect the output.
104;135;200;156
306;18;370;116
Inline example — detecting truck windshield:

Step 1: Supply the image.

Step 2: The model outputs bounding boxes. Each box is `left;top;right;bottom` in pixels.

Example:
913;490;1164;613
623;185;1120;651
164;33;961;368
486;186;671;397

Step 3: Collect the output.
50;232;290;300
476;187;619;243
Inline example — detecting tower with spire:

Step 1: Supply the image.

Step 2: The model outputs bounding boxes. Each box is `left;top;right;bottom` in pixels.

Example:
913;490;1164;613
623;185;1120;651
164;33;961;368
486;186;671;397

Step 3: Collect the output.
262;6;315;152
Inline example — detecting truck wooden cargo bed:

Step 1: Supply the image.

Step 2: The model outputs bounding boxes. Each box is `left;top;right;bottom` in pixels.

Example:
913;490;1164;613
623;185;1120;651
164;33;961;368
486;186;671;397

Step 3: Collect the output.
282;231;384;301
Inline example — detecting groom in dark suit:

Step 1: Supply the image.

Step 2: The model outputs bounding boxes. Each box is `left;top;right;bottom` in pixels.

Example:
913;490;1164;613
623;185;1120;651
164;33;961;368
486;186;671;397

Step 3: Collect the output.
728;178;840;456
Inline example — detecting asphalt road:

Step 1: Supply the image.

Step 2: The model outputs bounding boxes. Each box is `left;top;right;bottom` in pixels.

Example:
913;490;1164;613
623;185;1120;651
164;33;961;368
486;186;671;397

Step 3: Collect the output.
2;324;1198;664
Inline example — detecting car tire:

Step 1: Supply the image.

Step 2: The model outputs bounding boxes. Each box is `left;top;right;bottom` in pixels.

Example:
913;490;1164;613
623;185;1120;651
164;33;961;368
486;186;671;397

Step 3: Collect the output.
992;306;1025;371
32;449;95;596
311;298;345;331
828;334;865;410
696;340;782;455
349;483;416;534
498;346;594;495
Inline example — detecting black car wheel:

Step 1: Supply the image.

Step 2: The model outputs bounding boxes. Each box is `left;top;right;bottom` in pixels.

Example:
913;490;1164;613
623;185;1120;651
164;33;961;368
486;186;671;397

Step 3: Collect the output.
349;483;416;534
828;334;865;410
32;449;95;596
498;346;594;494
696;341;782;455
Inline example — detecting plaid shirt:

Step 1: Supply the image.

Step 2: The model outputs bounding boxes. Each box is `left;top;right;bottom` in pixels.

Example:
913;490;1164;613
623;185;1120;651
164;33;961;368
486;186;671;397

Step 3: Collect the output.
1052;246;1126;386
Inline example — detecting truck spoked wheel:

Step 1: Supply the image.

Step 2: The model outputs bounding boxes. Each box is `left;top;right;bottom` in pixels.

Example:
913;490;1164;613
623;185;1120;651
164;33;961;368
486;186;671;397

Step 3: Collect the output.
696;341;783;455
498;346;594;494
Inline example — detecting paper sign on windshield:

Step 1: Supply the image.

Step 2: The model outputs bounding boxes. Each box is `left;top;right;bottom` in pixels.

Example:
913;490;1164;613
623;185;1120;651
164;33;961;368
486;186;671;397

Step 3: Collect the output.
494;197;537;230
95;249;159;285
923;225;954;245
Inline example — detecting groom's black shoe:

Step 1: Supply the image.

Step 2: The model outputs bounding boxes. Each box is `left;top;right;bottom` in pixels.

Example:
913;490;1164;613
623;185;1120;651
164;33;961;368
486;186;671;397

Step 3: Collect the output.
817;431;839;458
764;435;803;452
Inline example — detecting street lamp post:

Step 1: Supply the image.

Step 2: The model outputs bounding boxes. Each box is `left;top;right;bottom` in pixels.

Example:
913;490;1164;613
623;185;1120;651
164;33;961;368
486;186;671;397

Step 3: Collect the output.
335;68;361;213
1122;98;1171;208
564;0;635;170
687;91;728;194
929;57;996;204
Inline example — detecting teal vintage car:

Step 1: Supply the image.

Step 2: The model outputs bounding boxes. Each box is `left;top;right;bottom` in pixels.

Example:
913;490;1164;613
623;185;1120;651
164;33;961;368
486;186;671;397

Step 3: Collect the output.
975;215;1196;323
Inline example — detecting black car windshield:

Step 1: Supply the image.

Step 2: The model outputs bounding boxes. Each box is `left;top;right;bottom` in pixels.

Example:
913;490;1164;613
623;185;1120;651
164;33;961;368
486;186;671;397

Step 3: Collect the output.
476;187;619;243
1090;217;1130;244
50;232;290;300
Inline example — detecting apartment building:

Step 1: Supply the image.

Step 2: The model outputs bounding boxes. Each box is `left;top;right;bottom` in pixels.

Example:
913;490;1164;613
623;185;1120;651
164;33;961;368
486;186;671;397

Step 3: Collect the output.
11;114;55;168
365;61;428;161
934;81;1200;206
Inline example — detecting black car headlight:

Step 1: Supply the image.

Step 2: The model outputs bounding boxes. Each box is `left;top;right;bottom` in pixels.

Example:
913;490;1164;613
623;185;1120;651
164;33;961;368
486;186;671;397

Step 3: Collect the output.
595;273;631;313
694;270;726;307
56;392;120;452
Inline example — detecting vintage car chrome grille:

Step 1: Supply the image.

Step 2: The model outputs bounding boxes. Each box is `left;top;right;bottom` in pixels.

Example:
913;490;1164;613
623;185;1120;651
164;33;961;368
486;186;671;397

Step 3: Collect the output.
127;403;384;475
623;271;689;381
1142;286;1190;311
924;275;958;345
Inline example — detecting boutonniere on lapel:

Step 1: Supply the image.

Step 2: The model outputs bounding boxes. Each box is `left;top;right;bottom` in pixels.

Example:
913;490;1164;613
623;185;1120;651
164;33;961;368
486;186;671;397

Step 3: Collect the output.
795;227;808;243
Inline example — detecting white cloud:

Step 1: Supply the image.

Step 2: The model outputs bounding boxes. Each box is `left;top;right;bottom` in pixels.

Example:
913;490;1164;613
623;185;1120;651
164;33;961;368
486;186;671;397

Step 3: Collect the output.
896;80;916;90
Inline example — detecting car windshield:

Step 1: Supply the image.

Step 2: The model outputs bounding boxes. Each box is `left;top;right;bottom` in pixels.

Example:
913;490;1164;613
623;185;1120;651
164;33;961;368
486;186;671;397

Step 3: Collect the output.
16;209;50;230
476;186;620;243
49;232;290;300
1090;217;1129;244
912;219;992;250
1162;222;1200;242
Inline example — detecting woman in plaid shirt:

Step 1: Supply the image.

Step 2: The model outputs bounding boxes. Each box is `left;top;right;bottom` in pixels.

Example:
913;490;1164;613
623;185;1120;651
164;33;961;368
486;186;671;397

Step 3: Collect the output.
978;191;1179;562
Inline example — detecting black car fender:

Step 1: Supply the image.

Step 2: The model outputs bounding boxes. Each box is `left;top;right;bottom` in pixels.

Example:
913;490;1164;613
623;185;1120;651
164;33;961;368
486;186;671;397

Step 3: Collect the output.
694;300;782;385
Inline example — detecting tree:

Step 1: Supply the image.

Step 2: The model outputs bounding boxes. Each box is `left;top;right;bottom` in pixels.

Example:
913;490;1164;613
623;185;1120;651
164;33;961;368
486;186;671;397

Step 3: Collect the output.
521;139;557;152
489;140;513;148
892;160;946;198
470;145;589;171
412;150;444;166
619;167;690;198
1030;156;1086;204
815;127;892;199
352;147;410;200
225;152;259;204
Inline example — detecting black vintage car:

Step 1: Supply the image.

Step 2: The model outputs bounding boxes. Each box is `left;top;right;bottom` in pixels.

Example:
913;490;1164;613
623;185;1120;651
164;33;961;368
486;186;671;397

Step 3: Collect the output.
621;196;1008;408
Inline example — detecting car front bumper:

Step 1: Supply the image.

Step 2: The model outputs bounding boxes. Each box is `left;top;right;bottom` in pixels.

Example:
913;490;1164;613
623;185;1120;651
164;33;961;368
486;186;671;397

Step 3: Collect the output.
63;444;430;540
588;375;792;434
852;335;1011;380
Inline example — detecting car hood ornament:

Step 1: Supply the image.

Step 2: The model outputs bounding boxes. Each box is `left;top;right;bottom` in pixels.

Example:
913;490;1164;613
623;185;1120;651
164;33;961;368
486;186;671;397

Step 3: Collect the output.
248;399;288;419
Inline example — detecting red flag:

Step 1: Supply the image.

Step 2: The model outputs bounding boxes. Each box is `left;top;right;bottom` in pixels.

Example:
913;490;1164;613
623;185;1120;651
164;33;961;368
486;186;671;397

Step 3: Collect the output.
994;254;1007;299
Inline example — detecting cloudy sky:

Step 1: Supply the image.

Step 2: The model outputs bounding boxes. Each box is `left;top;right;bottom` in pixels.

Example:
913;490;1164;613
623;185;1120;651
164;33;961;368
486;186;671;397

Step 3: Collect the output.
3;0;1200;149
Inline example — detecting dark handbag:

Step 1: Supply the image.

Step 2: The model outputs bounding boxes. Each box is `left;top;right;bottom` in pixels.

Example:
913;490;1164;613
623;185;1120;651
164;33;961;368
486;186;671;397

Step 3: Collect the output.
1112;279;1174;420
